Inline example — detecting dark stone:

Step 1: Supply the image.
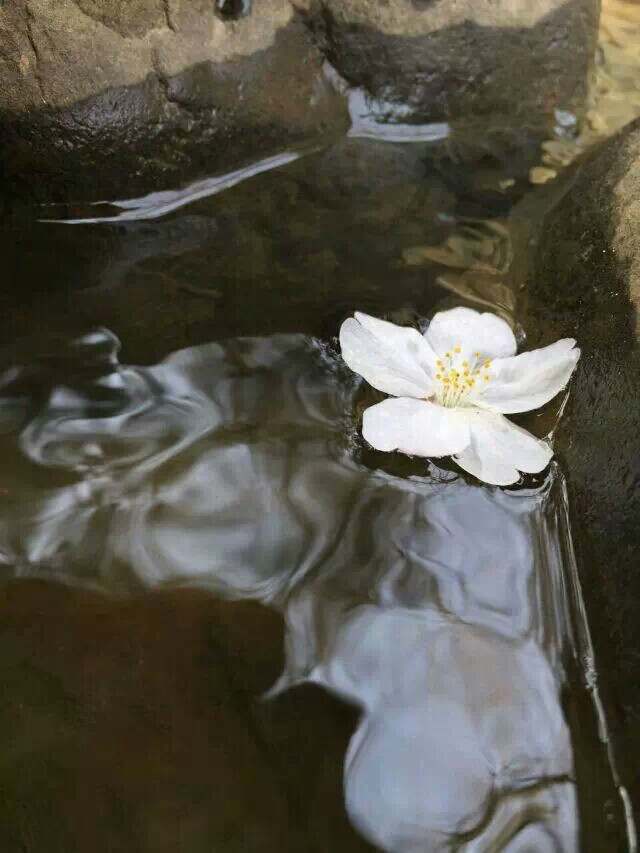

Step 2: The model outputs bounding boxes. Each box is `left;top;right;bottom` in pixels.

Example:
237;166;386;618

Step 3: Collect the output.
0;13;347;204
300;0;599;128
509;117;640;805
0;0;598;204
0;580;375;851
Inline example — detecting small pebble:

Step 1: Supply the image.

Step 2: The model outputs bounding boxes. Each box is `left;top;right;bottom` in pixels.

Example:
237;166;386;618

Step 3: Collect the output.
529;166;557;185
586;109;608;134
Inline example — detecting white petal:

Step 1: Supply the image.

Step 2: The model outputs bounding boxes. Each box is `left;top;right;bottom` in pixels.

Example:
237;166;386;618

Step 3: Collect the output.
475;339;580;414
453;410;552;486
425;307;517;360
362;397;470;457
340;313;437;398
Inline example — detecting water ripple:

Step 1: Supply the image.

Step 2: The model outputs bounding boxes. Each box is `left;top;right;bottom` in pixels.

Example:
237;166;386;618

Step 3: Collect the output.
0;328;626;849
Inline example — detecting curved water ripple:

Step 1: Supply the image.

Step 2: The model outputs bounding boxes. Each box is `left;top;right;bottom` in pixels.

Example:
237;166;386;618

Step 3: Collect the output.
0;329;596;849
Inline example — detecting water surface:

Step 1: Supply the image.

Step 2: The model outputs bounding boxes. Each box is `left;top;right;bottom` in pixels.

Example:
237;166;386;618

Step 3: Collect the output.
1;12;640;846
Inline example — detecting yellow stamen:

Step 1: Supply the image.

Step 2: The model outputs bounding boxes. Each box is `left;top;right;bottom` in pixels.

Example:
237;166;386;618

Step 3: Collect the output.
484;375;490;381
462;361;469;367
454;346;461;354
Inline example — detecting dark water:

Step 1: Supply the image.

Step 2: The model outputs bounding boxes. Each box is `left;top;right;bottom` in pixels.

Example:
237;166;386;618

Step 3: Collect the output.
0;139;634;851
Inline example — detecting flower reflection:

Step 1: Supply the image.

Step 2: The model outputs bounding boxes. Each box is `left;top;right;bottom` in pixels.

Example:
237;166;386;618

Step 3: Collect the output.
339;308;580;485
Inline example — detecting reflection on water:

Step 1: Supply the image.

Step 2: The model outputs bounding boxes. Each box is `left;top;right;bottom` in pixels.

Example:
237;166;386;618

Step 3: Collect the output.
4;33;640;834
0;329;630;849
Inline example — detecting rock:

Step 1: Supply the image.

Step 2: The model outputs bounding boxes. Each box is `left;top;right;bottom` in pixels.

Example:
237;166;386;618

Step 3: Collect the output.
0;581;375;851
0;0;348;202
289;138;425;222
509;117;640;804
296;0;599;135
1;0;599;203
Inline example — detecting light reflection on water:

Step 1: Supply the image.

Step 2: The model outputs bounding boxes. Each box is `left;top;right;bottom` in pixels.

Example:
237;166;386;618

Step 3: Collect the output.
0;328;627;850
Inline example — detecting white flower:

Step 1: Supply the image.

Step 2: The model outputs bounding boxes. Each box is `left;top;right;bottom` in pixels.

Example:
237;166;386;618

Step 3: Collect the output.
339;307;580;486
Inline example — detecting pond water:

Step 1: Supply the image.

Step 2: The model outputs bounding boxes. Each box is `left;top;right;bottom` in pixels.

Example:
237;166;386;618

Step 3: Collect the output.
1;4;639;851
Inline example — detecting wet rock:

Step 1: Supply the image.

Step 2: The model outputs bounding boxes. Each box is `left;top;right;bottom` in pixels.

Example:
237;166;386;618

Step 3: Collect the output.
509;117;640;804
293;138;423;199
0;581;373;851
1;0;599;203
296;0;599;135
0;0;348;202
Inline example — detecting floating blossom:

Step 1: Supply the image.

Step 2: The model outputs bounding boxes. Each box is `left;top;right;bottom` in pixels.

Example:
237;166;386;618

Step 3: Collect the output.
339;307;580;486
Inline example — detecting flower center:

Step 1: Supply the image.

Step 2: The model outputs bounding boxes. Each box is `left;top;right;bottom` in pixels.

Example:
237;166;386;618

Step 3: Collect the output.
433;346;491;408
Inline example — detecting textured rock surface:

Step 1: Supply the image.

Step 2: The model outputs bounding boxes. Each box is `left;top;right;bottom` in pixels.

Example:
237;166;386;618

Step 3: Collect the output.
509;117;640;803
297;0;600;125
0;581;375;852
0;0;599;202
0;0;348;201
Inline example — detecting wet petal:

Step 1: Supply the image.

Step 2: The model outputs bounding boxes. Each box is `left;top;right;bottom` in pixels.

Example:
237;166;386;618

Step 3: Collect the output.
474;339;580;414
453;410;552;486
362;397;470;457
425;307;517;360
340;313;437;398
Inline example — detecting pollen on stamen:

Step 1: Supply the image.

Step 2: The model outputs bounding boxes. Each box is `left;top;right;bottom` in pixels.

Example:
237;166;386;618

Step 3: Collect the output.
462;360;469;367
445;351;451;358
436;373;442;380
475;351;481;357
484;375;490;381
454;346;461;354
483;360;491;368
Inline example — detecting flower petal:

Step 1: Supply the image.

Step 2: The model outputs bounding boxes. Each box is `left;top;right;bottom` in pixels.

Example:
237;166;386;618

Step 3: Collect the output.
362;397;470;457
453;410;552;486
340;313;437;398
474;339;580;414
425;307;517;360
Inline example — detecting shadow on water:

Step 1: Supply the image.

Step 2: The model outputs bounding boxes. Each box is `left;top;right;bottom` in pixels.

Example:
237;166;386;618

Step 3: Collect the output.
0;136;635;851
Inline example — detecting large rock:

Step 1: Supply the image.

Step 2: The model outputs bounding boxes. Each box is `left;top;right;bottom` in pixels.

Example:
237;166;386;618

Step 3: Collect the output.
0;0;348;201
0;0;599;203
296;0;600;127
0;581;374;851
509;117;640;804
